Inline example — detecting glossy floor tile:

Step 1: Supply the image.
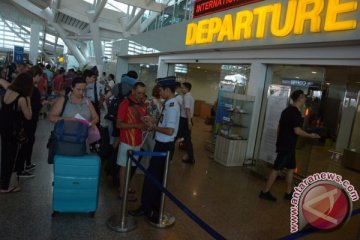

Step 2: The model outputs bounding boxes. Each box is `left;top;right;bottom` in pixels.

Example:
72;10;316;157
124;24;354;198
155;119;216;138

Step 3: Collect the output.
0;117;359;240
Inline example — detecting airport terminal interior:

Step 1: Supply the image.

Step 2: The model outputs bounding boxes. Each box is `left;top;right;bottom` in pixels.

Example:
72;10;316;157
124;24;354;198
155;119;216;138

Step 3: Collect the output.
0;0;360;239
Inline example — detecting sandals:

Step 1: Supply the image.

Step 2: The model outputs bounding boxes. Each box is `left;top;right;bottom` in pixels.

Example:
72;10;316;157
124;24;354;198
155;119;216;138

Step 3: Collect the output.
128;188;136;194
0;186;21;194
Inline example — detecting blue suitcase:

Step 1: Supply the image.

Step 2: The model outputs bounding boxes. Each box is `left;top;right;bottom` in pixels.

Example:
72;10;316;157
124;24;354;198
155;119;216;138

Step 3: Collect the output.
52;154;101;216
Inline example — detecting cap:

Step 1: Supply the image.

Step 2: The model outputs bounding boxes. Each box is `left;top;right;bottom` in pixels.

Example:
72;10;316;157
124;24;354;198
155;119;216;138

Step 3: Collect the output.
156;76;176;87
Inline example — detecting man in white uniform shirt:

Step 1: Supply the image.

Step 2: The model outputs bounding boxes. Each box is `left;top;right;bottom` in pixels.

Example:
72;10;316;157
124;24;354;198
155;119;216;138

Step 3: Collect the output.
129;76;180;224
180;82;195;164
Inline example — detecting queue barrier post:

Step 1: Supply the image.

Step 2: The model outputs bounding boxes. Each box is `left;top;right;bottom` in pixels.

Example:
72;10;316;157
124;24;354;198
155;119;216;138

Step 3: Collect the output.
106;150;136;233
147;151;175;228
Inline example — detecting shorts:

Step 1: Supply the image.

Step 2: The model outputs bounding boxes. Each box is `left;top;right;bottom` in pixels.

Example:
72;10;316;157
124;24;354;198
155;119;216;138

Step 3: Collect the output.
273;151;296;170
116;142;141;167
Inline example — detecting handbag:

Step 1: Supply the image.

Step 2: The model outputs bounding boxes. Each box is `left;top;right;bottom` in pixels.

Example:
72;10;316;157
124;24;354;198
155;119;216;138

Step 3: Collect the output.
15;125;28;145
88;125;101;144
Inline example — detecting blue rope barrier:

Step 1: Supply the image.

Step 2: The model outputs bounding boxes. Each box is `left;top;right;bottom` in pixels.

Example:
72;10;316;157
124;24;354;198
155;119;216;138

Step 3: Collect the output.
131;151;167;157
129;153;226;240
279;208;360;240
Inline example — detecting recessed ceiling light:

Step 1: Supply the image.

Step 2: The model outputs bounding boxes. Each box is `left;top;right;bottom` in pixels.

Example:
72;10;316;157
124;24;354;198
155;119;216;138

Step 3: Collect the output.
326;82;331;85
295;76;300;79
312;71;317;74
197;66;201;69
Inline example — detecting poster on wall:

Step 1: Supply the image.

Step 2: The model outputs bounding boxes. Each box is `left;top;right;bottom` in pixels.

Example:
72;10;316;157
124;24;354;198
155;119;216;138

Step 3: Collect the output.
259;84;291;164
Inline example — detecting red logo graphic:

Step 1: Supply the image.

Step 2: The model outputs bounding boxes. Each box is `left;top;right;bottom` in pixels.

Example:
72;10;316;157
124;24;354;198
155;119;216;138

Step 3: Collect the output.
301;183;350;230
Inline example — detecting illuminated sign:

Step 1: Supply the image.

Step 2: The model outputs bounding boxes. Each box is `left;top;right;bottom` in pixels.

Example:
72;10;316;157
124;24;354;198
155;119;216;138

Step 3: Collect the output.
282;80;314;87
193;0;263;18
186;0;358;46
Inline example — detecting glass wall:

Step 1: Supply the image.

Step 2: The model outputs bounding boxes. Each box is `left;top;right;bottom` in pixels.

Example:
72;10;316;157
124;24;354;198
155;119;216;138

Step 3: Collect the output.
254;65;360;178
144;0;194;32
169;63;251;105
128;63;158;97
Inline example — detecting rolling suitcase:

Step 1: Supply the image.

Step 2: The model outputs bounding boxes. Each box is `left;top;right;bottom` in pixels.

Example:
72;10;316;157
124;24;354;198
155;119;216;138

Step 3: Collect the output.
52;154;101;216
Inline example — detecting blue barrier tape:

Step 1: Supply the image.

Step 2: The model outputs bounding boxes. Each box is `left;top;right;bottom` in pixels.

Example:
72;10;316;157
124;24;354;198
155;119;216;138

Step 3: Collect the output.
129;153;226;240
279;207;360;240
131;151;167;157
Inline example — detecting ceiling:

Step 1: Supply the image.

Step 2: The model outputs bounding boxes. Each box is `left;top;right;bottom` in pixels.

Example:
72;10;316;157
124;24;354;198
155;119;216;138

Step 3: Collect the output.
0;0;170;65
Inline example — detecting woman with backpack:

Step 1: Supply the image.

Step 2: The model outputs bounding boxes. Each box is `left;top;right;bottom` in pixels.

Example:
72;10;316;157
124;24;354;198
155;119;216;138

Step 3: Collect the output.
0;73;33;193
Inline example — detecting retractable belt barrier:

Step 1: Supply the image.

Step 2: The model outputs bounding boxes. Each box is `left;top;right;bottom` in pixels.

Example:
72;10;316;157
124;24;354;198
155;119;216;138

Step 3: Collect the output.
107;150;226;240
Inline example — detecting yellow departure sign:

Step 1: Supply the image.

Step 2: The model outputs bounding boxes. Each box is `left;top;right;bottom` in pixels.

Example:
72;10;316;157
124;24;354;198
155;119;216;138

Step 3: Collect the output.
185;0;358;45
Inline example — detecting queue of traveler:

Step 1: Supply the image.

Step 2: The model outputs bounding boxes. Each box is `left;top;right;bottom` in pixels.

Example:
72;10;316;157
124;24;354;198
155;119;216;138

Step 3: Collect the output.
0;63;197;225
0;62;117;193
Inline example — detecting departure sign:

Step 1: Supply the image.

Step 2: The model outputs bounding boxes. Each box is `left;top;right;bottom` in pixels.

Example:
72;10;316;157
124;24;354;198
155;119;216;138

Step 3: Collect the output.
186;0;358;46
193;0;263;18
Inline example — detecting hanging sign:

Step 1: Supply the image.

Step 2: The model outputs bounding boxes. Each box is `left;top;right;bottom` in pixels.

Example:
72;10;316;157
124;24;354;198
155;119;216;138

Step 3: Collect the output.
13;46;24;64
193;0;263;18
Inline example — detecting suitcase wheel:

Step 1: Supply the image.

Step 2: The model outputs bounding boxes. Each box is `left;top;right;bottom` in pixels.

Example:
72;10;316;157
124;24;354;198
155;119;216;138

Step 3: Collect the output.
52;211;59;217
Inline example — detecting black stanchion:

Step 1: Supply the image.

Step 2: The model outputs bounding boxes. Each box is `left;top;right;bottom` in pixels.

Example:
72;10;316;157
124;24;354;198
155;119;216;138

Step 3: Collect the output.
147;151;176;228
107;150;226;239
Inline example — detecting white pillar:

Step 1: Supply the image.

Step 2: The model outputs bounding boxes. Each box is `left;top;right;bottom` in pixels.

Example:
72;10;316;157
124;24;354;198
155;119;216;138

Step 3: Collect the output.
246;61;268;160
157;57;169;78
29;23;41;64
89;23;103;74
115;57;128;84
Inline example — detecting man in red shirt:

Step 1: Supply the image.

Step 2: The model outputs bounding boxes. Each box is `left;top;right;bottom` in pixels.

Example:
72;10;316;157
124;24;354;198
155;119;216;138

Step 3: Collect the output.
116;82;147;201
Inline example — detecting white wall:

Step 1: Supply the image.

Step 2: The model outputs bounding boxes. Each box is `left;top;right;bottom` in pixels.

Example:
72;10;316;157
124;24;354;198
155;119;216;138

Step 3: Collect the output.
182;68;220;104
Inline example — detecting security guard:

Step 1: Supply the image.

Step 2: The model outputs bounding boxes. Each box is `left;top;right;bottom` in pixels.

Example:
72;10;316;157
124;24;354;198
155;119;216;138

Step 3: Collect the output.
129;76;180;224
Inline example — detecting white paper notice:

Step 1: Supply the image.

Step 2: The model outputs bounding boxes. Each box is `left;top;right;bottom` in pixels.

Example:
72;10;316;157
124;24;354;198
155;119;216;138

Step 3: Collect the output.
259;85;291;164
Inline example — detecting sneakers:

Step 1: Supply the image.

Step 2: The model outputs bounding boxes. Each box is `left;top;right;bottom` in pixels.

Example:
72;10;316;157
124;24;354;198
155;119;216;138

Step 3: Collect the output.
284;192;293;200
18;171;35;178
25;164;36;171
259;191;277;202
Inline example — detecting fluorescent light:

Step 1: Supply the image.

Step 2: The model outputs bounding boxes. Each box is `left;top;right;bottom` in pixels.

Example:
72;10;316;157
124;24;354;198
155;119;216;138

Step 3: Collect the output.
312;71;317;74
326;82;331;85
197;66;201;69
295;76;300;79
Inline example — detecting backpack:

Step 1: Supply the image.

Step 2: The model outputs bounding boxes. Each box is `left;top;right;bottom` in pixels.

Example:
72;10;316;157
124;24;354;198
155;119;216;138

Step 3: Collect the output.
47;96;88;163
104;83;130;121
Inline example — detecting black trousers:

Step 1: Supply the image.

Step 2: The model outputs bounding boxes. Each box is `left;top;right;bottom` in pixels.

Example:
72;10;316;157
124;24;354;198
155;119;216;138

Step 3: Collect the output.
141;140;174;213
180;117;194;161
1;133;19;190
15;120;38;172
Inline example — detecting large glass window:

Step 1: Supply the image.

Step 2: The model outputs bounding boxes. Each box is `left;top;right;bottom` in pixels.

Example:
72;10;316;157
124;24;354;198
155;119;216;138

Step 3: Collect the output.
254;65;360;177
128;63;158;97
170;63;250;105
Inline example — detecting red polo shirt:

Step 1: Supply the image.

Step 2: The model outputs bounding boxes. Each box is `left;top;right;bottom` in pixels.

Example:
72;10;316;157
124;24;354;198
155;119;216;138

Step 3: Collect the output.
117;96;147;146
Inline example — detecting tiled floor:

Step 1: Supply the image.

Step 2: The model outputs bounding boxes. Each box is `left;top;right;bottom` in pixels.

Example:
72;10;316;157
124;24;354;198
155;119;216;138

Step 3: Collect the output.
0;117;359;240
